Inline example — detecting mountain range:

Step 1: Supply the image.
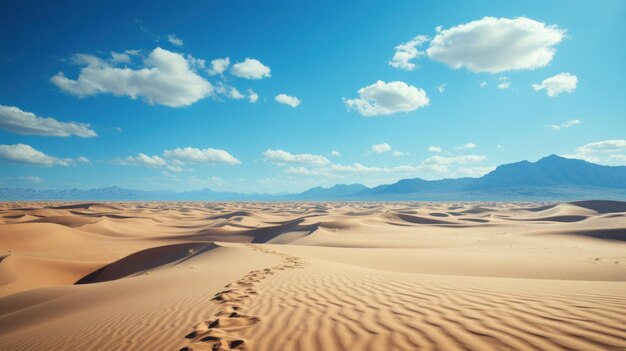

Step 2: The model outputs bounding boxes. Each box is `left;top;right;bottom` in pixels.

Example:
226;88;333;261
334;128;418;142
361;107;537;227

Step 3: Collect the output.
2;155;625;201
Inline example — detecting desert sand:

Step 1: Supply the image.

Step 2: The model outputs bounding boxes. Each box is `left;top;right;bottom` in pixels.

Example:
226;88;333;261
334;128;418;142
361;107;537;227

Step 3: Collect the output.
0;200;625;351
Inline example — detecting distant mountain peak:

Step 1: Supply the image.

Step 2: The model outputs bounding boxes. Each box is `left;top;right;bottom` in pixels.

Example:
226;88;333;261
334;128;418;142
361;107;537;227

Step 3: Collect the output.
1;155;625;201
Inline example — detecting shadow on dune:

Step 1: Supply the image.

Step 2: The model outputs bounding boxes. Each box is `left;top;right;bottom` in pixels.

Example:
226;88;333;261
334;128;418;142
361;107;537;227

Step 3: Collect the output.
504;215;589;223
570;200;626;214
159;218;318;244
388;213;459;225
542;228;626;242
75;242;218;284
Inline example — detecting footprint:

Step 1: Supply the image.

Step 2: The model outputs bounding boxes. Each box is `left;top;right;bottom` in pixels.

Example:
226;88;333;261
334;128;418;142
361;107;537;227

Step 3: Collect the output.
179;245;305;350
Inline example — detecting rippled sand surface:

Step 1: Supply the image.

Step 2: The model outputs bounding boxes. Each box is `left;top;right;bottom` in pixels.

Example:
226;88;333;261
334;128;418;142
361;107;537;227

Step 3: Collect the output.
0;201;625;350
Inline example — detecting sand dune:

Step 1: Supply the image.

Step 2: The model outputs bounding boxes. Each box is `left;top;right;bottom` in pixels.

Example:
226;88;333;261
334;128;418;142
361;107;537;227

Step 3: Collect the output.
0;201;624;350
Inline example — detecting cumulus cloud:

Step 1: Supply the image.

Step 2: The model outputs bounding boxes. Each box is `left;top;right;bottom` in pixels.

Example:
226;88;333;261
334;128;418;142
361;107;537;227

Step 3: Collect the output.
285;166;332;177
371;143;391;154
214;83;247;100
231;58;271;79
51;47;213;107
0;105;97;137
275;94;301;107
208;57;230;76
164;147;241;165
118;146;239;173
453;166;496;178
426;17;565;73
563;140;626;166
497;78;511;90
388;35;429;70
120;153;183;173
329;162;447;175
428;146;442;153
532;72;578;97
392;151;408;157
280;152;487;180
0;143;89;166
549;119;580;131
17;175;44;183
230;88;245;100
263;149;330;166
167;34;184;47
455;142;477;150
247;89;259;103
344;80;429;117
124;153;167;167
110;51;133;64
423;154;486;166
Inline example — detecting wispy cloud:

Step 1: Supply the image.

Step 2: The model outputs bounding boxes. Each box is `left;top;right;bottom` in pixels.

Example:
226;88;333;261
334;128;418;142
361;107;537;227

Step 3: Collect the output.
548;119;580;131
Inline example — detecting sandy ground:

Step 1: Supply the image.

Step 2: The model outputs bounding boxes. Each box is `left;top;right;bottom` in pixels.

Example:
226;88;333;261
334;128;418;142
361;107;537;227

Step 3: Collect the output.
0;200;624;350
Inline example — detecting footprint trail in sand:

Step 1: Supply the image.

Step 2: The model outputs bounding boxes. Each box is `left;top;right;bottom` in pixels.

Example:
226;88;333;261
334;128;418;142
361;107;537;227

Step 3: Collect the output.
179;245;304;351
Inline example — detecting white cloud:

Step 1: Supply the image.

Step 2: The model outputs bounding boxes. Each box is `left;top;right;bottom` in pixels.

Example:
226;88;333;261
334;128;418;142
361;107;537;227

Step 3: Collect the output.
164;147;241;165
0;105;97;137
247;89;259;103
423;154;486;166
263;149;329;166
110;51;133;64
330;150;341;157
280;152;488;182
120;153;183;173
497;77;511;89
285;166;332;177
214;83;245;100
329;162;445;175
275;94;301;107
388;35;429;71
549;119;580;131
497;82;511;90
17;175;44;183
428;146;442;153
563;140;626;166
344;80;429;117
186;54;206;70
480;81;487;87
229;87;245;100
455;142;477;150
0;143;89;166
371;143;392;154
208;57;230;76
392;150;408;157
231;58;271;79
51;47;213;107
532;72;578;97
453;166;496;178
167;34;184;47
427;17;565;73
437;83;447;93
124;153;167;167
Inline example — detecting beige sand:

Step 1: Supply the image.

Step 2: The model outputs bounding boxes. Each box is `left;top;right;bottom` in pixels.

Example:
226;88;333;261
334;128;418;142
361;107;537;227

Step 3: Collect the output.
0;201;624;350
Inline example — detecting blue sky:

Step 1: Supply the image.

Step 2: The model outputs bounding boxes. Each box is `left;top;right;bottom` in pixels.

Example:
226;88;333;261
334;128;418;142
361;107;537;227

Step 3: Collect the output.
1;0;625;193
